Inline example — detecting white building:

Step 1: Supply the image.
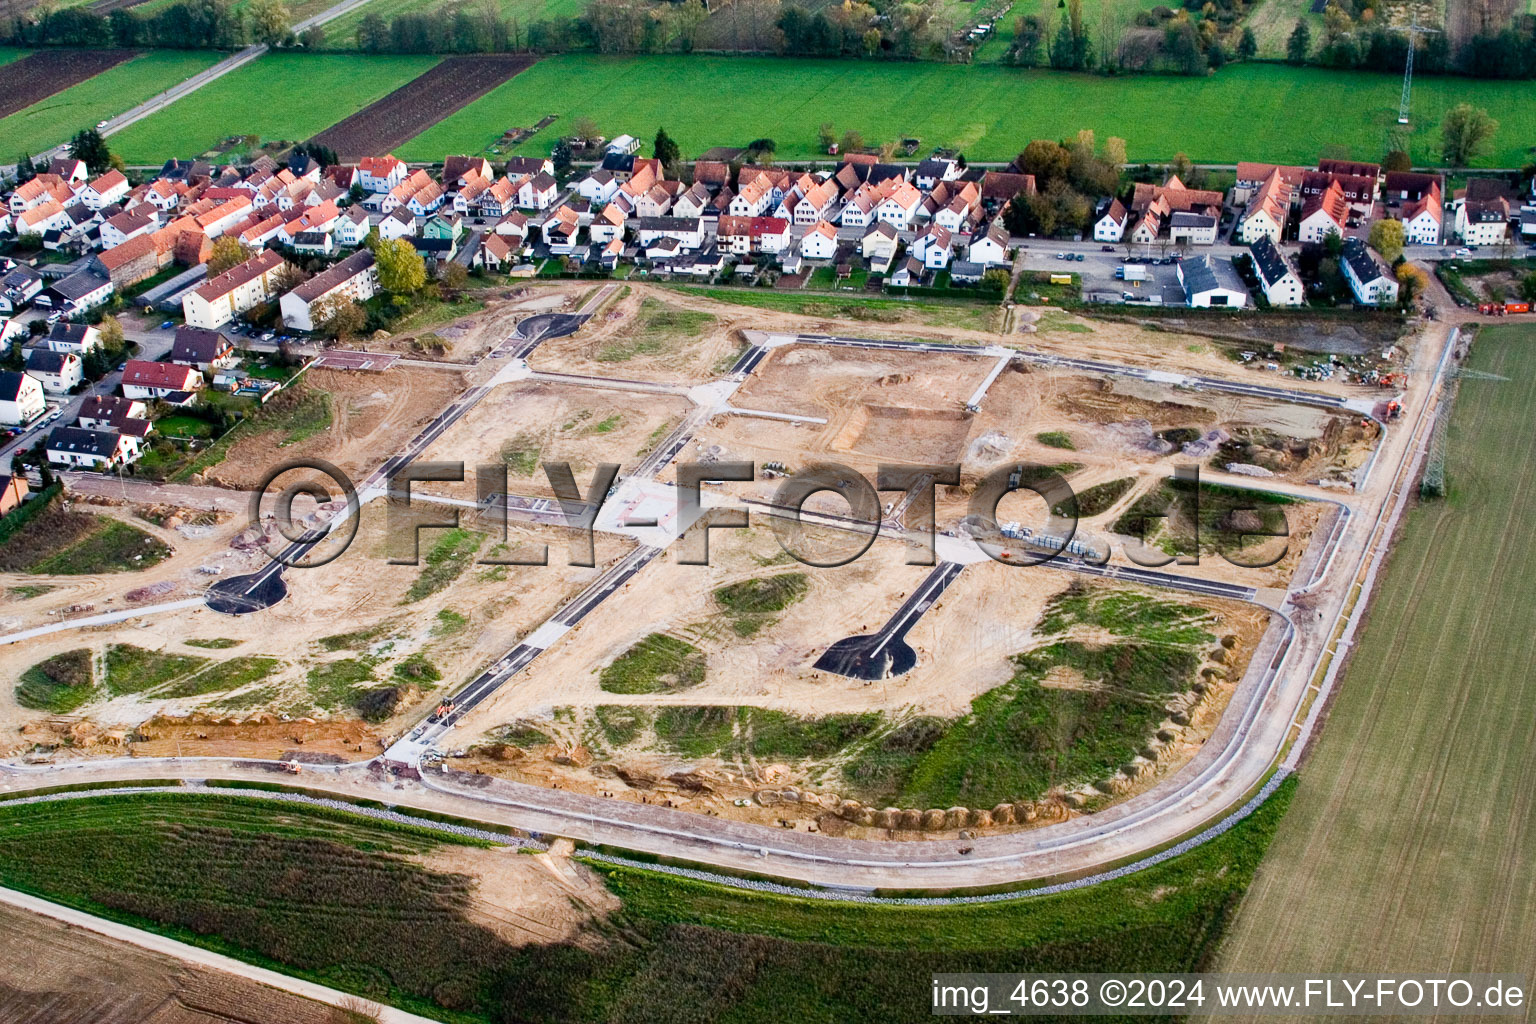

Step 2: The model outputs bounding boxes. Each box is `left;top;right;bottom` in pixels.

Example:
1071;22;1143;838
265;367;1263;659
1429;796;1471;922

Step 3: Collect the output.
182;250;289;330
1248;237;1304;307
0;370;46;426
280;249;378;332
24;348;83;393
1178;255;1248;308
1340;238;1399;306
799;221;838;260
46;426;140;470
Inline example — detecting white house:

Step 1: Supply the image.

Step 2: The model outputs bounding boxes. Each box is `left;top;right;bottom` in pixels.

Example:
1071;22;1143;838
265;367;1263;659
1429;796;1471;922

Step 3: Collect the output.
799;220;838;260
1237;170;1293;246
1299;183;1348;245
577;170;619;205
280;249;378;332
121;359;203;400
100;206;158;249
1178;255;1248;308
170;326;237;370
631;217;704;251
1455;198;1509;246
861;222;898;261
1340;238;1399;306
334;206;372;248
24;348;83;393
358;155;408;194
1093;198;1128;243
518;173;559;211
80;169;129;211
875;184;923;230
45;426;140;470
910;225;953;270
182;250;288;330
0;370;46;426
966;223;1009;267
1402;186;1441;246
42;322;100;355
1248;236;1303;307
1169;212;1218;246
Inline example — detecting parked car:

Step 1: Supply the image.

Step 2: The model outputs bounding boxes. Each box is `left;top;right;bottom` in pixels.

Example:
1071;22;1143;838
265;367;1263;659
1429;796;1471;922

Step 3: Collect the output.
158;320;175;330
1074;253;1085;262
1101;245;1115;252
1055;252;1067;260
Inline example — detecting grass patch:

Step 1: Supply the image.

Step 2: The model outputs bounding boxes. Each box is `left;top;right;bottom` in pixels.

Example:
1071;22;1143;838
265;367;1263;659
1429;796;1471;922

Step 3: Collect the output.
499;432;543;478
653;705;735;758
7;584;54;600
1111;478;1294;556
662;285;998;332
403;528;484;604
434;608;469;635
15;650;95;713
599;634;705;695
0;505;171;576
184;638;241;649
103;645;209;697
1055;476;1136;518
318;624;392;653
392;653;442;685
163;657;281;700
1035;430;1076;450
713;572;808;637
597;299;714;362
492;721;552;748
395;296;487;335
305;658;376;710
593;705;651;748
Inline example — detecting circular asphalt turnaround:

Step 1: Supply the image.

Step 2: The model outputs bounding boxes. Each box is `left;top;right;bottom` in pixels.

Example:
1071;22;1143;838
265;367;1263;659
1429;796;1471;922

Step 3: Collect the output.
205;568;288;614
512;312;586;342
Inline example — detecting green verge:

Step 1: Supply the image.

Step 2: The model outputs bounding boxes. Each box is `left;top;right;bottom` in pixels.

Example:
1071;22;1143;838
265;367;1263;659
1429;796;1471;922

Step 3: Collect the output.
0;781;1294;1023
15;649;95;713
596;298;715;362
598;633;705;694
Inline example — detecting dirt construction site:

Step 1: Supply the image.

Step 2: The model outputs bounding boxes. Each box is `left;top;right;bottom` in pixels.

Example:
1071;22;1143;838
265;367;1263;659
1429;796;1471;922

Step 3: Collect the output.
0;279;1428;840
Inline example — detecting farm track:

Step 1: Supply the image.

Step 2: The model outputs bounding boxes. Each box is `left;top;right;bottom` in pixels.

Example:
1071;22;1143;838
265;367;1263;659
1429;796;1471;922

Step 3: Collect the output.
310;54;539;160
0;49;139;119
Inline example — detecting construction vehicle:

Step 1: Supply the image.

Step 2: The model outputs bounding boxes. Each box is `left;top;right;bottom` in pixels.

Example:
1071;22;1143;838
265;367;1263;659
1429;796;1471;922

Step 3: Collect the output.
430;699;457;723
283;760;302;774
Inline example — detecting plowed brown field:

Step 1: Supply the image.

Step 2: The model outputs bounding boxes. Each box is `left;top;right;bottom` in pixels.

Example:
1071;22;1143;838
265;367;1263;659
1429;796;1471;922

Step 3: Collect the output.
0;49;138;119
310;55;538;160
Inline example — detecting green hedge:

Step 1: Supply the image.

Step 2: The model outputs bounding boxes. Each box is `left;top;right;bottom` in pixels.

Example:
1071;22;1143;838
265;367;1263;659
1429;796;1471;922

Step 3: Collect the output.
0;482;61;546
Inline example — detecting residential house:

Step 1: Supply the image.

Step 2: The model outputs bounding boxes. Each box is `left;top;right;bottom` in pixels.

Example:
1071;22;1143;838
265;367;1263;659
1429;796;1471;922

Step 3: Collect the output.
1237;169;1294;245
280;249;378;332
96;235;163;290
630;217;703;250
1169;211;1219;246
42;322;101;355
42;266;113;313
692;160;731;189
1248;236;1303;306
799;220;838;260
589;205;626;244
1127;176;1223;245
9;175;72;215
17;200;72;237
861;222;898;262
1301;168;1376;213
888;256;925;288
1384;171;1442;204
1340;237;1399;306
46;426;140;470
47;157;88;185
421;212;464;243
910;224;953;270
0;265;43;314
334;206;372;248
787;180;838;227
80;169;129;211
503;156;554;178
728;178;773;218
100;205;159;249
1177;255;1248;308
476;177;520;218
1093;199;1128;243
442;156;494;189
518;173;559;211
378;207;417;240
914;157;960;191
492;210;529;243
576;170;619;205
25;348;83;393
182;249;288;330
672;183;712;220
1232;162;1306;205
0;371;46;426
966;222;1010;267
144;178;188;212
476;233;517;271
121;359;203;401
1402;183;1442;246
1298;181;1348;244
978;171;1035;208
170;326;236;370
358;155;409;193
404;180;445;217
875;183;923;230
0;474;27;515
1455;190;1510;246
542;205;583;253
949;260;985;285
77;394;149;433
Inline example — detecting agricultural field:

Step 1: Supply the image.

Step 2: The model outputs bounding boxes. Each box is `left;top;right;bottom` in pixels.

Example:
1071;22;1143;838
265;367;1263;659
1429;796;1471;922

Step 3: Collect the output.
0;784;1293;1022
322;0;587;50
399;56;1536;166
107;52;441;165
0;48;138;119
1213;324;1536;1006
310;54;538;160
0;49;221;158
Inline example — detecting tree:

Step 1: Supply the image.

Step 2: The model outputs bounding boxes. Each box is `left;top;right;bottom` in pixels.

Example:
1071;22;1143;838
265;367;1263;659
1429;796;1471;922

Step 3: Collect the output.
570;116;600;146
1520;271;1536;303
374;237;427;294
98;315;125;349
818;122;836;152
653;127;680;170
14;153;36;184
1017;139;1071;190
1286;19;1310;64
1382;149;1412;173
551;138;572;175
1237;27;1256;59
839;130;865;155
208;237;252;276
1368;218;1404;263
355;11;388;51
1439;104;1498;167
312;296;367;340
299;25;325;47
68;128;112;175
438;261;469;290
1396;262;1428;305
249;0;291;44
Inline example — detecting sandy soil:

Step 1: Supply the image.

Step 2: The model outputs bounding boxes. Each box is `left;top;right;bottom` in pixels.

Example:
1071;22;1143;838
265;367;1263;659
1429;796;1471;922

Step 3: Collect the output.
202;366;467;491
528;288;746;385
0;498;634;760
416;380;693;501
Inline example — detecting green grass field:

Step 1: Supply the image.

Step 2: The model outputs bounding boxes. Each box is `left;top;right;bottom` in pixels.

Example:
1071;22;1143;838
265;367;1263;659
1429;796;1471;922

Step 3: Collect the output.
0;782;1293;1023
322;0;586;50
0;50;222;159
0;47;32;67
396;56;1536;166
1212;324;1536;1009
108;53;441;164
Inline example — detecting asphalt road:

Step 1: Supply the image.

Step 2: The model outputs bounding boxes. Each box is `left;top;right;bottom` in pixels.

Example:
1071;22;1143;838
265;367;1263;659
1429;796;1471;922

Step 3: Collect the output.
814;561;965;679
